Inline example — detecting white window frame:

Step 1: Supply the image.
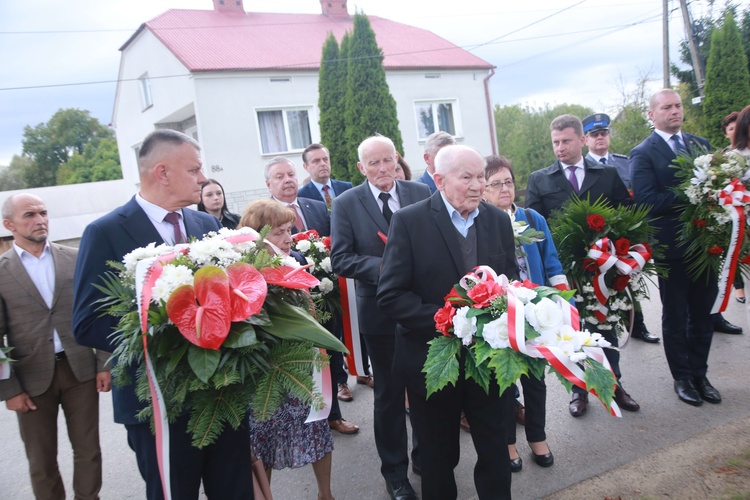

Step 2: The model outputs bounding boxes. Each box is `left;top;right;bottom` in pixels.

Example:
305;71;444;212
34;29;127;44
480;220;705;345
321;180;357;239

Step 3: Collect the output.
413;99;462;141
255;106;313;155
138;73;153;110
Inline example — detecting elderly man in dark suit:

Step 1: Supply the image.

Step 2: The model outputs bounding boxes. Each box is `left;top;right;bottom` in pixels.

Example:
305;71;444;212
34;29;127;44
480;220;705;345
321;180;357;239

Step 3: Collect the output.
525;114;639;418
72;130;253;499
631;89;725;407
378;145;518;499
266;156;330;236
298;143;353;208
415;131;456;194
0;193;110;500
331;135;430;500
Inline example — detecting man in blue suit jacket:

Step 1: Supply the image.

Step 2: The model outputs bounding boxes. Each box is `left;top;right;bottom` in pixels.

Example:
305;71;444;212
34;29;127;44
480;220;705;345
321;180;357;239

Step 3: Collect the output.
298;143;353;208
72;130;253;500
266;156;330;236
415;131;456;194
631;89;724;408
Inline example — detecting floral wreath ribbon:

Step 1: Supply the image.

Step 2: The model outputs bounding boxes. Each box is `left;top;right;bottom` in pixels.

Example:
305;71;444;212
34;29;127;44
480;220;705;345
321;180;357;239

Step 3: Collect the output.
713;178;750;313
586;237;651;339
466;266;622;417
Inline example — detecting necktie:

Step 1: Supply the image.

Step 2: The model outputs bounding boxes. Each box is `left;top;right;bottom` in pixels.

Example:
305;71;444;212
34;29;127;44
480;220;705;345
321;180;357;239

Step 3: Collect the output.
599;157;607;165
379;192;393;224
290;204;305;232
322;185;333;210
671;134;687;153
566;166;580;195
164;212;185;244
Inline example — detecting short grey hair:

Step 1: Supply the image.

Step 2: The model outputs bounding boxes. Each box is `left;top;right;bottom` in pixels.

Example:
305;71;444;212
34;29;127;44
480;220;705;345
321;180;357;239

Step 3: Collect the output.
357;135;397;164
424;131;456;156
550;114;583;137
138;129;200;174
434;145;481;176
2;193;43;220
264;156;295;180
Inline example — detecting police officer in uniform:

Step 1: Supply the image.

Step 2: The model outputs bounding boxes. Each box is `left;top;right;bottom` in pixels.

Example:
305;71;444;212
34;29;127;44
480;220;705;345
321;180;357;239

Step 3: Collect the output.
583;113;661;343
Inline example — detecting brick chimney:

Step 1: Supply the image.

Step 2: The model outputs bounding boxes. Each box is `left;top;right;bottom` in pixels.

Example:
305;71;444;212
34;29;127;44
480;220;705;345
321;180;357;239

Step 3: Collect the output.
320;0;349;17
213;0;244;13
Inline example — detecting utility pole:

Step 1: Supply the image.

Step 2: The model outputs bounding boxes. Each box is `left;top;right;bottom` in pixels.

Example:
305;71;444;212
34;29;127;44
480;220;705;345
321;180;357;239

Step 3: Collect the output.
680;0;705;95
663;0;670;87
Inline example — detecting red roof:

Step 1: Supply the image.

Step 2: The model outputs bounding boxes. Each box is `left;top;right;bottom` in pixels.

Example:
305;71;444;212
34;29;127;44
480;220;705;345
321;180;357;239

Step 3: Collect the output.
123;9;493;72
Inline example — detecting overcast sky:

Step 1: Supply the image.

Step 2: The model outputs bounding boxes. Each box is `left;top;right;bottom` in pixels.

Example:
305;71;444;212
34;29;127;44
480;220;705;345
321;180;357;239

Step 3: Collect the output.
0;0;729;165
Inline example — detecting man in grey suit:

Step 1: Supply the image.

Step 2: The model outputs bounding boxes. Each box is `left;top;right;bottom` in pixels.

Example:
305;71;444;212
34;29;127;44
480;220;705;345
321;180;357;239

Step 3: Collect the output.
331;135;430;500
298;143;353;208
266;156;330;236
582;112;661;345
415;131;456;194
0;193;110;500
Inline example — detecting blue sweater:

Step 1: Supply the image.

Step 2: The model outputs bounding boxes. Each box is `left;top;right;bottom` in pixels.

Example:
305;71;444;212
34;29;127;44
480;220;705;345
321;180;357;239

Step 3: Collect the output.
514;207;565;287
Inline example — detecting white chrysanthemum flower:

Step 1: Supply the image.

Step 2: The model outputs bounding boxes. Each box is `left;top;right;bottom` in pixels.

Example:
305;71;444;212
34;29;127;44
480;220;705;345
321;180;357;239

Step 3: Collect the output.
582;284;595;293
188;239;241;267
151;265;194;304
525;297;563;335
482;313;510;349
296;240;311;254
598;324;614;330
685;184;703;205
314;241;327;253
452;307;477;346
320;257;332;273
280;255;302;268
318;277;334;294
574;295;584;303
585;316;599;325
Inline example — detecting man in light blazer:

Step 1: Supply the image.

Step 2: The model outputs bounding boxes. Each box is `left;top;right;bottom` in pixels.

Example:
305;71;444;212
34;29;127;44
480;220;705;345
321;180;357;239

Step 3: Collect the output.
631;89;724;407
266;156;330;236
415;131;456;194
331;135;430;500
0;193;110;500
72;130;254;500
298;143;353;208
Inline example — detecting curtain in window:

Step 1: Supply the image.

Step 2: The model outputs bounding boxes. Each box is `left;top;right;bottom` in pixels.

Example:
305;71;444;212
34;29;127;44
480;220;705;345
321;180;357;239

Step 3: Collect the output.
416;103;435;139
437;103;455;135
258;111;287;154
287;110;311;150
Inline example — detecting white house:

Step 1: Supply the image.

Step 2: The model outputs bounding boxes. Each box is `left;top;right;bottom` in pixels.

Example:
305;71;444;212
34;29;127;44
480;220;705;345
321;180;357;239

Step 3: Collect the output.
113;0;497;213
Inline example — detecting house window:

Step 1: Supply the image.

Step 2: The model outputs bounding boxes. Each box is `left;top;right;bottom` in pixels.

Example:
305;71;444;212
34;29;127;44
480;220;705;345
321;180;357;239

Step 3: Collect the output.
139;73;153;110
415;100;458;140
257;108;312;154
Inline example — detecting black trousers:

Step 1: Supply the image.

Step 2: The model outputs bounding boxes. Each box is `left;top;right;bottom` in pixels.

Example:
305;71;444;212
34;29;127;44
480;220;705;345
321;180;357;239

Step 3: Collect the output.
658;259;717;380
125;413;254;499
508;374;546;445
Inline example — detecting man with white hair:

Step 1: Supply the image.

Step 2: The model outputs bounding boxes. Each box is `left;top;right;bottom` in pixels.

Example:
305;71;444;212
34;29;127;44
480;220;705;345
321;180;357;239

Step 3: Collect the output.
378;145;518;499
415;131;457;193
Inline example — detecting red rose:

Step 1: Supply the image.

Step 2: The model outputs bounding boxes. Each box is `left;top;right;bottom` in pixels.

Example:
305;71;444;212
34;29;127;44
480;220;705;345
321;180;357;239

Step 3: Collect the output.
708;245;724;255
466;280;504;308
692;218;706;228
614;238;631;256
292;231;312;243
434;302;456;336
322;236;332;251
741;255;750;265
612;274;630;291
582;258;599;272
587;214;606;232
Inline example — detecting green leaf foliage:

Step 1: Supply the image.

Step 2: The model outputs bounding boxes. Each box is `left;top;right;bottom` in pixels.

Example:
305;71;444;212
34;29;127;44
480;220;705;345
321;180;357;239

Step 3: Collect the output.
262;296;348;353
187;345;221;384
464;346;490;394
487;348;529;395
583;358;617;411
423;336;461;397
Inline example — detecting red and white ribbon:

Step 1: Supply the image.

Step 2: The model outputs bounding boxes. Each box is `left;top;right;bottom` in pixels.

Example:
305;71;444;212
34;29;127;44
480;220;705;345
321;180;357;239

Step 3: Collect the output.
305;348;332;423
339;277;366;376
713;179;750;313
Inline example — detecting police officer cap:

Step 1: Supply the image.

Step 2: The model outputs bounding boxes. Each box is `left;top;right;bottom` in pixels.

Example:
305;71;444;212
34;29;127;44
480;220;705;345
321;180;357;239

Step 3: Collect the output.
582;113;610;134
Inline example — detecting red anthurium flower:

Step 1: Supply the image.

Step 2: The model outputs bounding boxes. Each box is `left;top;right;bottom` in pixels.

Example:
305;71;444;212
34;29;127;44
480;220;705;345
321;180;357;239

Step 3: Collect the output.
434;301;456;336
166;266;232;350
467;280;503;308
260;265;320;289
226;262;268;321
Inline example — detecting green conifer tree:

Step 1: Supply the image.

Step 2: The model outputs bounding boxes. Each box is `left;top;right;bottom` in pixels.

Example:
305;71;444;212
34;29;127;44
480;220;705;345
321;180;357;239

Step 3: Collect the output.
318;32;350;181
344;12;403;185
703;12;750;147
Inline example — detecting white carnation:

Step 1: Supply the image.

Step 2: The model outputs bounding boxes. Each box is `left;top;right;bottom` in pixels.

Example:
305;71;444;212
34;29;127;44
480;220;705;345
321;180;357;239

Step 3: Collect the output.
314;241;327;253
280;255;301;268
305;257;316;272
318;277;334;294
296;240;311;254
320;257;332;273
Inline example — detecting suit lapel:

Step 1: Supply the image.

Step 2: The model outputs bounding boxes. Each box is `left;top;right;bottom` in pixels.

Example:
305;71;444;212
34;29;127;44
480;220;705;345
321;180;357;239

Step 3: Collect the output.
579;158;604;195
3;250;49;310
183;209;203;239
475;204;491;264
357;182;389;233
430;194;463;276
651;132;675;164
120;198;164;246
549;161;577;196
49;244;65;309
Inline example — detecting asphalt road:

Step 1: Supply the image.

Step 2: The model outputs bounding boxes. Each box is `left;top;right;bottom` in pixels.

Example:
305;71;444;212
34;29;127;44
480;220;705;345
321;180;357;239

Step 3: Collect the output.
2;284;749;499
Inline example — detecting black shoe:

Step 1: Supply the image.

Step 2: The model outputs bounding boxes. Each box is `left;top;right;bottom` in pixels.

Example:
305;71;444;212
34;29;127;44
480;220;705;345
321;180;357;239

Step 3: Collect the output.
569;392;587;417
631;327;660;343
694;377;722;404
531;449;554;467
510;456;523;473
614;385;640;412
713;316;743;335
386;479;418;500
674;379;703;406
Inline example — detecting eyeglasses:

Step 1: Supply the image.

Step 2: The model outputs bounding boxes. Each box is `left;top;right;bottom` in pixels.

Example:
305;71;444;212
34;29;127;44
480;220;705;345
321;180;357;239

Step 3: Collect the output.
486;180;514;190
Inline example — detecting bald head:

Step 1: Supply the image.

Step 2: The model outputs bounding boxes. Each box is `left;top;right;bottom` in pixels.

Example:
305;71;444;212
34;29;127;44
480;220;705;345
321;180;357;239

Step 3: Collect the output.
2;193;49;254
434;145;486;218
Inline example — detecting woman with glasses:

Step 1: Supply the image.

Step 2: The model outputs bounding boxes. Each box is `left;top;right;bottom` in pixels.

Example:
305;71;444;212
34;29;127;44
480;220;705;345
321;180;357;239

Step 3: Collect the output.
483;154;568;474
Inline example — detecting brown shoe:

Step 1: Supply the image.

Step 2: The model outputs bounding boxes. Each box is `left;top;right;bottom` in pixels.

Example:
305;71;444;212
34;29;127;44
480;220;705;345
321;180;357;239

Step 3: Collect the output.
337;383;353;402
459;412;471;432
516;402;525;426
356;375;374;388
569;392;588;417
329;418;359;435
614;385;640;412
